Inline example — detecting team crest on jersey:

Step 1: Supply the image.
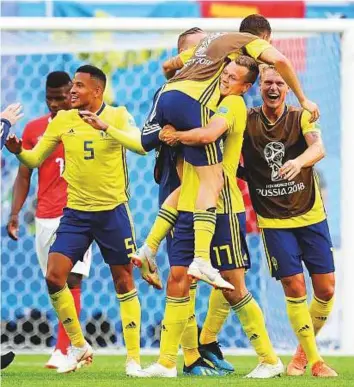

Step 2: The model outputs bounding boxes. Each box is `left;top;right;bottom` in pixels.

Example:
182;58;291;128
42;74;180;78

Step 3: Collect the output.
217;106;228;115
264;141;285;182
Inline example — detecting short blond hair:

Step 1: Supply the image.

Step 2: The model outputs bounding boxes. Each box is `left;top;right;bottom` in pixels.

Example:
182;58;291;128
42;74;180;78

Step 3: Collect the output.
259;65;281;82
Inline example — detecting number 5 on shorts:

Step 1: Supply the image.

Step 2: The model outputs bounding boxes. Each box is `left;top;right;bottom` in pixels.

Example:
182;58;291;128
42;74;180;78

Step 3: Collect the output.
125;237;135;258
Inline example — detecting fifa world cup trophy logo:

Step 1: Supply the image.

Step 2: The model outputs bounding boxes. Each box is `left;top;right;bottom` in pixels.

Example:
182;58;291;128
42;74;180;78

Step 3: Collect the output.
264;142;285;182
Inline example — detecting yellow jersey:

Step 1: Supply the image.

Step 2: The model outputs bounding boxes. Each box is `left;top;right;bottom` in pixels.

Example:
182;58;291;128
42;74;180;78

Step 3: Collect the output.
17;104;140;211
256;110;326;228
178;95;247;214
164;34;271;111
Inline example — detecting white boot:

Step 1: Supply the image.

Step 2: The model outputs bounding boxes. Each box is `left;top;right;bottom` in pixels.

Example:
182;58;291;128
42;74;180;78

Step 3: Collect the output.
131;244;162;289
245;358;284;379
188;257;234;290
57;341;93;374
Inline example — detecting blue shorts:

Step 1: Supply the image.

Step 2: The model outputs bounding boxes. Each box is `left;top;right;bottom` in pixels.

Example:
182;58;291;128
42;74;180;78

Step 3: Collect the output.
156;144;181;206
141;89;222;166
49;203;136;266
261;219;335;280
169;211;250;271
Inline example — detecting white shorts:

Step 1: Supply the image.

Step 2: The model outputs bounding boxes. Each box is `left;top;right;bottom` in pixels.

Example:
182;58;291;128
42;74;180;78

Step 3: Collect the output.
35;216;92;277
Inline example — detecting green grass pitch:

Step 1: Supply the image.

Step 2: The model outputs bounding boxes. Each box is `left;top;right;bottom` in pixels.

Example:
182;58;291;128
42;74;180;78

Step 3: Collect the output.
2;355;353;387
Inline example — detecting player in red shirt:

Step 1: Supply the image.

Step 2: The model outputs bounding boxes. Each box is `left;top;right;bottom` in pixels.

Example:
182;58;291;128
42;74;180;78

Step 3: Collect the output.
7;71;92;369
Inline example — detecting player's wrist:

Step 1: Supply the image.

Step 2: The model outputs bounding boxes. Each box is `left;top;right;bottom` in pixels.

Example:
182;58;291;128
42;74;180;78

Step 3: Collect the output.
295;156;304;169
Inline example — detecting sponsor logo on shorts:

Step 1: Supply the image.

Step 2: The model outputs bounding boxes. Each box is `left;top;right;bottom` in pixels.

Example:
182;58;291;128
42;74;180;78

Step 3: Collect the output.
271;256;278;270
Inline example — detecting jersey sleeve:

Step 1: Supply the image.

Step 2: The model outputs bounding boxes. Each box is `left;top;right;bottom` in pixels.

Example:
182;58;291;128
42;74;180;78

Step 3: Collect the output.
116;107;139;133
244;38;272;60
178;47;195;65
21;123;34;150
17;113;62;168
105;107;146;154
301;110;321;135
213;96;247;133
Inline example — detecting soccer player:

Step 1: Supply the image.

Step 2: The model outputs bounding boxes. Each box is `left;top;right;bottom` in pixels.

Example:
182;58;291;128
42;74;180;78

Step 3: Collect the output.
241;65;337;377
6;72;93;370
1;103;23;149
139;56;283;378
5;65;143;376
160;27;231;375
139;13;320;290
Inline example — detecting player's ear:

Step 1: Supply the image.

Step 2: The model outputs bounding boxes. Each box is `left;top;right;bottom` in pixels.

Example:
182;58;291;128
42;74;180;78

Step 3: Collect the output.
243;82;252;94
95;85;103;98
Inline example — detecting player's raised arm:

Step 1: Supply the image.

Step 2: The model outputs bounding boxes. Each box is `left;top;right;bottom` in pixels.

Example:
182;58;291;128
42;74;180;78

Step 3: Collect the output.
6;115;61;168
239;14;319;123
79;109;146;155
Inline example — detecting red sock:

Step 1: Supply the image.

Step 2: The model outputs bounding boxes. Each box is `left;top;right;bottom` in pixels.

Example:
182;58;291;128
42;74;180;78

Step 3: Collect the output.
55;287;81;354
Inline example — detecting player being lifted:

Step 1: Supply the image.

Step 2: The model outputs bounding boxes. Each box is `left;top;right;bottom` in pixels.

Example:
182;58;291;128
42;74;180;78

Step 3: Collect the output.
135;13;320;291
6;65;144;376
138;56;283;378
7;72;92;370
241;65;337;377
151;27;234;373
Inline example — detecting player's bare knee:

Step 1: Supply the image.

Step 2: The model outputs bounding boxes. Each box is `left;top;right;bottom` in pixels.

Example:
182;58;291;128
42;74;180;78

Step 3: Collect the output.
114;275;134;294
281;274;306;298
314;283;335;301
45;271;66;294
167;268;190;296
67;273;83;289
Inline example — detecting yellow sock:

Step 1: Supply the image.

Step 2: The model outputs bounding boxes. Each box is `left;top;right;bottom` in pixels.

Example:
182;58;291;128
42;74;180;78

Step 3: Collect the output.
232;293;278;365
146;204;178;253
158;296;190;369
117;289;141;363
49;284;85;347
309;296;334;335
286;296;322;365
200;288;230;345
181;283;200;367
193;209;216;261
